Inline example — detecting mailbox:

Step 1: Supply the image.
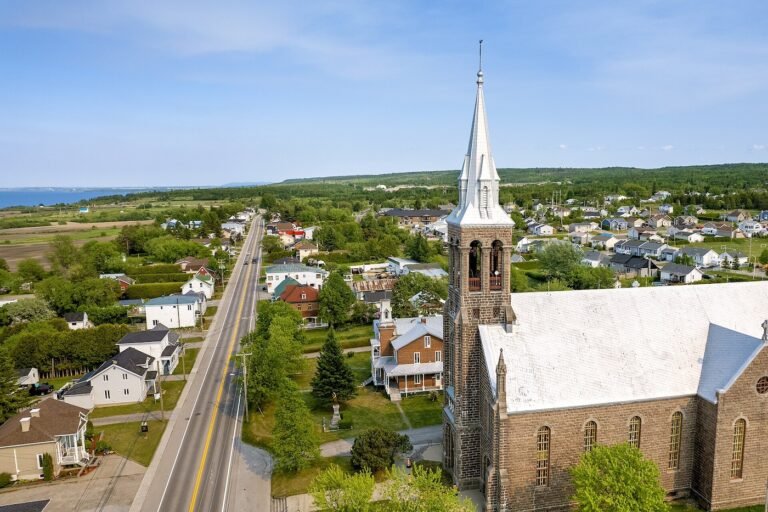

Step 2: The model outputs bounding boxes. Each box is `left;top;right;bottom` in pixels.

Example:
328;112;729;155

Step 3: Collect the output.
140;421;148;433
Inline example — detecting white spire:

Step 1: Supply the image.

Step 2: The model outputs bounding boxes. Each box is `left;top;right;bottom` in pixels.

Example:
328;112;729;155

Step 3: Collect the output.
447;42;514;227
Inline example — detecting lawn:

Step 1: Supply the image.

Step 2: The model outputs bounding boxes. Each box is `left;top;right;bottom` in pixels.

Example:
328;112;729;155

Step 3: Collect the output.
89;380;186;419
172;347;200;376
204;306;218;318
245;352;407;449
46;374;83;392
302;324;373;353
398;393;444;428
271;456;354;497
98;420;167;467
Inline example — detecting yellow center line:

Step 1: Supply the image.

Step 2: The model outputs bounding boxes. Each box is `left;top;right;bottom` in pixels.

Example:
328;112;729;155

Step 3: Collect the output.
187;226;257;512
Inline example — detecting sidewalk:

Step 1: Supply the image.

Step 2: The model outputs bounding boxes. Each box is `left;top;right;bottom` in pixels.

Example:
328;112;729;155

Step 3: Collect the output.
320;425;441;457
91;411;166;426
303;346;369;359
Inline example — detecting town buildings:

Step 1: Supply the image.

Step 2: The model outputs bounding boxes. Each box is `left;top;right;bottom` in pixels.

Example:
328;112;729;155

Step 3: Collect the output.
441;62;768;511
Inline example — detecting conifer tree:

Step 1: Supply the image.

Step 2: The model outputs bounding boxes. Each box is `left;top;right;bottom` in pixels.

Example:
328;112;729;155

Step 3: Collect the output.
311;329;357;404
0;351;33;422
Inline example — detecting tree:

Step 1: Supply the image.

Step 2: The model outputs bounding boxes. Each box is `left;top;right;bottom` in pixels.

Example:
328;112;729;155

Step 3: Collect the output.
350;427;412;472
272;382;320;473
17;259;47;282
0;298;55;326
0;257;8;271
384;465;475;511
41;452;54;481
406;234;432;263
570;444;669;512
48;235;80;274
759;248;768;266
391;273;448;318
350;301;377;325
318;272;355;327
311;328;357;404
538;243;583;282
509;265;529;292
0;350;33;422
310;464;375;512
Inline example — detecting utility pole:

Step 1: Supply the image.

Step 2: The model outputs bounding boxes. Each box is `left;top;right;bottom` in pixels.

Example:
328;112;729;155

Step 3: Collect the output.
156;360;165;421
236;352;252;420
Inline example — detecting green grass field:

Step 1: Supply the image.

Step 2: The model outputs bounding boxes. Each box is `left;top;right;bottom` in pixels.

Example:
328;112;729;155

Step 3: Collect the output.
398;393;444;428
172;347;200;376
302;324;373;353
97;420;167;466
89;380;185;418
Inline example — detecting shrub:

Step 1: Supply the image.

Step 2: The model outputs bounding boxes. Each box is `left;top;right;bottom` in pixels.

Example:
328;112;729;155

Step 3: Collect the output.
126;264;182;275
124;283;183;300
134;273;190;284
0;472;11;488
41;453;53;481
337;419;353;430
351;428;412;472
95;441;111;454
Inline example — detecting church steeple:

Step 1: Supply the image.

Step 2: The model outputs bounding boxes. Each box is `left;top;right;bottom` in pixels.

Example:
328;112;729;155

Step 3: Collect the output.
448;41;515;227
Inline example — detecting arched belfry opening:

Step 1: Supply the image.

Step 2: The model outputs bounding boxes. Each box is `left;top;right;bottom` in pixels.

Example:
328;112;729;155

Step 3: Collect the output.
469;241;482;291
490;240;503;290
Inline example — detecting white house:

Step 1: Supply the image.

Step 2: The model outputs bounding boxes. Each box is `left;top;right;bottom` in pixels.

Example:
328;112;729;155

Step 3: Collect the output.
221;221;246;236
386;257;419;275
660;263;703;284
181;274;215;300
145;295;201;329
117;324;181;375
720;251;749;267
568;222;598;233
528;223;554;236
265;263;328;296
738;220;764;237
589;233;619;250
678;247;720;268
673;231;705;243
515;237;531;253
658;204;674;215
616;206;638;216
61;348;158;409
16;368;39;387
63;312;92;330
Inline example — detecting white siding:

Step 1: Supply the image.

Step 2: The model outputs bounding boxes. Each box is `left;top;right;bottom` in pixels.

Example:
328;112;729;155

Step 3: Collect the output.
145;303;197;329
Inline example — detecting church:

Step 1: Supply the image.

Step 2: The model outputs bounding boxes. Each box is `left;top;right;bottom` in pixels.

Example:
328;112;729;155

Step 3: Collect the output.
442;61;768;511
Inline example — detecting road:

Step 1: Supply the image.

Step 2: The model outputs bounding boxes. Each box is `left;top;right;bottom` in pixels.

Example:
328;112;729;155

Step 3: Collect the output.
132;215;264;512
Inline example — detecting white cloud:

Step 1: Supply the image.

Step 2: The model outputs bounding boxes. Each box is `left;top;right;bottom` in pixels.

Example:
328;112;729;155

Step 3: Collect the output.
559;144;567;150
662;145;674;151
637;145;646;150
753;144;766;151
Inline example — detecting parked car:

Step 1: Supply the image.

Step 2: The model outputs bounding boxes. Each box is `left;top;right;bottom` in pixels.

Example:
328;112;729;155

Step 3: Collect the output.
29;383;54;396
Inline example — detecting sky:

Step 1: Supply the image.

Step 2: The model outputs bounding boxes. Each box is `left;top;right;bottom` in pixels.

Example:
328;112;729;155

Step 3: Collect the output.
0;0;767;187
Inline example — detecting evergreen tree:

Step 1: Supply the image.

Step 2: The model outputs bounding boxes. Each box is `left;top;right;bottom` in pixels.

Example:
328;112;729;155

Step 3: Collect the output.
0;351;33;422
311;328;357;404
406;233;432;262
272;381;320;473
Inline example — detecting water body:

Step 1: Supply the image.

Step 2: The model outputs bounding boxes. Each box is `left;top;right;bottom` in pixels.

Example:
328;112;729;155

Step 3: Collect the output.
0;188;162;208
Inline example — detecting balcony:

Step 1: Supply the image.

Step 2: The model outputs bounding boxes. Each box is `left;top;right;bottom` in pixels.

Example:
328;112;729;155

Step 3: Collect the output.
468;277;481;291
489;275;502;290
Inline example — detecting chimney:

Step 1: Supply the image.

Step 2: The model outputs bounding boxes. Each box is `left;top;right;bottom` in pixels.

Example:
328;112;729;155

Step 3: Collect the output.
420;317;427;324
30;408;40;418
20;417;30;433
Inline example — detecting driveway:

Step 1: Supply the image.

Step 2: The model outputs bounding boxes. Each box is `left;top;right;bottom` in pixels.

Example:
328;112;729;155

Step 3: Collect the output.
0;455;144;512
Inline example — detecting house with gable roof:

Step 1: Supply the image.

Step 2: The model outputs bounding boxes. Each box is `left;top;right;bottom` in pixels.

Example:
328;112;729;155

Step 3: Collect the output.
145;294;202;329
370;300;444;401
61;347;159;409
116;324;181;375
181;273;214;299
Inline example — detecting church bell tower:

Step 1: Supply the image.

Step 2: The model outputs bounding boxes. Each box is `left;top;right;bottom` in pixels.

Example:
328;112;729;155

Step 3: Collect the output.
443;43;516;489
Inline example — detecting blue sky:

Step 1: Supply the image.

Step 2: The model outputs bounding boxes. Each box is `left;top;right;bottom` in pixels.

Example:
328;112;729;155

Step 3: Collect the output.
1;0;767;187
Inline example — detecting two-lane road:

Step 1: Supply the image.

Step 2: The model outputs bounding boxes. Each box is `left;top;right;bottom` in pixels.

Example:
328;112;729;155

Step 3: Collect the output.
132;215;264;512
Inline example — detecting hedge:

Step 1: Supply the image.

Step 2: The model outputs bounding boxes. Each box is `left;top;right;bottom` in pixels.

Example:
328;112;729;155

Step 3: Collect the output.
124;283;183;299
134;273;190;284
127;264;182;275
0;472;11;488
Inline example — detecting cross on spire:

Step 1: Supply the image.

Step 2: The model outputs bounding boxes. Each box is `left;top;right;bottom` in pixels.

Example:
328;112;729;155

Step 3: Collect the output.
762;319;768;342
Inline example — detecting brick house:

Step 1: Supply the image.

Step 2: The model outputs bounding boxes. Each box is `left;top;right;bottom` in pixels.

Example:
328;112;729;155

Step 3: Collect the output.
441;62;768;511
370;300;444;401
278;283;320;325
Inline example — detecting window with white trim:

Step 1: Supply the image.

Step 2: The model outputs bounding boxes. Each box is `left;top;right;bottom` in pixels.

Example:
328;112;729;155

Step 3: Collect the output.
153;320;159;326
414;374;422;385
536;427;550;486
123;373;128;380
435;351;442;362
37;454;44;469
124;389;130;395
629;416;642;448
668;412;683;470
731;419;746;479
104;390;111;400
413;352;420;364
424;335;431;348
103;374;109;382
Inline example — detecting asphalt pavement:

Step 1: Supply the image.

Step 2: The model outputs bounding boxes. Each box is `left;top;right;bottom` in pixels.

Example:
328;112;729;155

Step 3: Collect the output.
131;216;264;512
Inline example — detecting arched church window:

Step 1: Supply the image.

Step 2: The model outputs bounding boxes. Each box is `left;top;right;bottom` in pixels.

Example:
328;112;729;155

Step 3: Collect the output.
490;241;503;290
469;241;481;291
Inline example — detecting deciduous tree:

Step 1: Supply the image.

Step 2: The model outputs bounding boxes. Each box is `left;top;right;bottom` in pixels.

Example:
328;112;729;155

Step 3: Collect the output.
350;427;412;472
570;443;669;512
272;381;319;473
310;464;374;512
318;272;355;327
384;465;475;511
